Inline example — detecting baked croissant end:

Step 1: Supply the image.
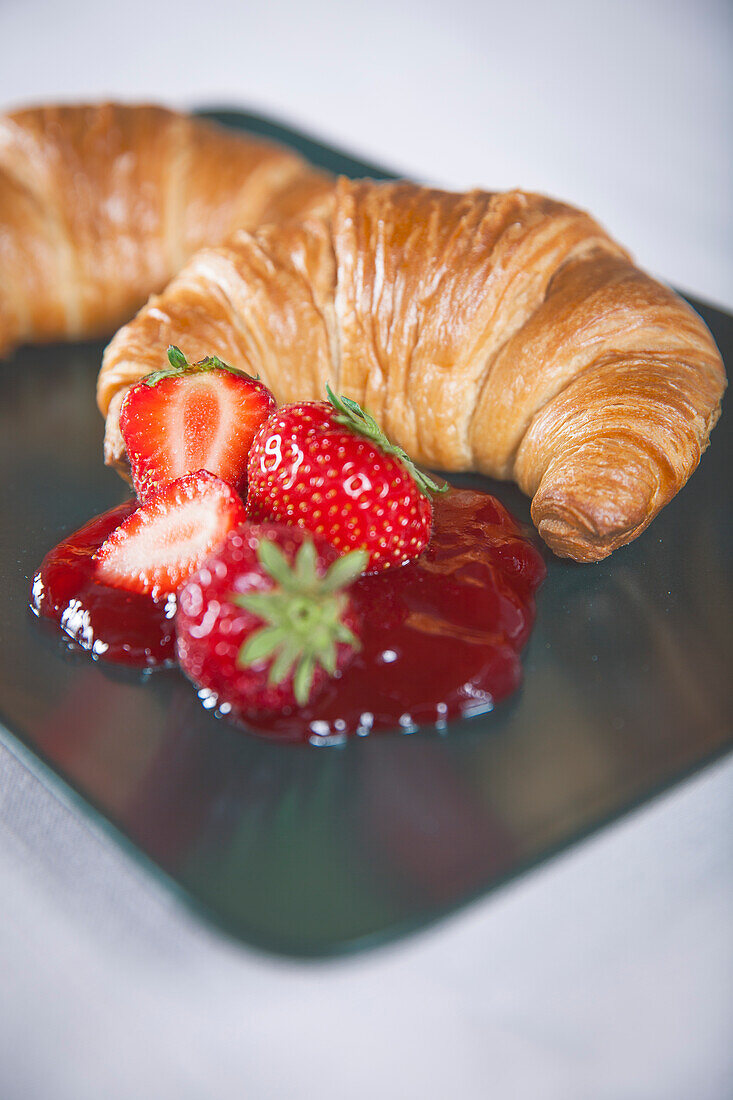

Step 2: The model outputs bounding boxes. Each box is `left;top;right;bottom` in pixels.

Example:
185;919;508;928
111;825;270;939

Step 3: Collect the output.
99;177;726;563
0;103;331;357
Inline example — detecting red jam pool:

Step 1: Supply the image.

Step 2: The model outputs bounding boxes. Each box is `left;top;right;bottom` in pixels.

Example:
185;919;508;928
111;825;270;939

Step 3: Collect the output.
31;502;177;667
31;488;545;742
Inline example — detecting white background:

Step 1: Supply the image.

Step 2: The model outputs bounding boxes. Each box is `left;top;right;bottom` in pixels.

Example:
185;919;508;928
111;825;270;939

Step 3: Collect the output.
0;2;731;1098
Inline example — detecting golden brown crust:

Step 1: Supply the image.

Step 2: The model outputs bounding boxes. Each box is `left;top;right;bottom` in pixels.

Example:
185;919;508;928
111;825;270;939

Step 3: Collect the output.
0;103;332;356
98;176;726;562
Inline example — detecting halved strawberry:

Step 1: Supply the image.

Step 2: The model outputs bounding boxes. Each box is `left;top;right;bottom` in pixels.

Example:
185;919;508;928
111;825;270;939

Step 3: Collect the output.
120;347;276;499
95;471;248;597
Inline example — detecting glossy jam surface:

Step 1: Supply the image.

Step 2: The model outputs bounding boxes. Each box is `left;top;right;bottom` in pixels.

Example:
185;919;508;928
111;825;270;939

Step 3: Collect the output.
30;488;545;739
31;502;177;667
244;489;546;741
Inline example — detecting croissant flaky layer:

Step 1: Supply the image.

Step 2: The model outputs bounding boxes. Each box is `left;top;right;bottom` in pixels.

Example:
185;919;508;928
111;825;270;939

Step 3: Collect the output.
0;103;331;356
98;177;726;562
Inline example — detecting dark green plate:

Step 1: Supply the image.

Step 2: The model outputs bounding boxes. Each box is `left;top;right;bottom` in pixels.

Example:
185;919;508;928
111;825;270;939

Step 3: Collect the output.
0;109;730;957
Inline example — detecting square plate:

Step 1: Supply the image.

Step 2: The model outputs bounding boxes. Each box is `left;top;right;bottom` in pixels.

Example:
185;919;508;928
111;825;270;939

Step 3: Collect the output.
0;108;730;956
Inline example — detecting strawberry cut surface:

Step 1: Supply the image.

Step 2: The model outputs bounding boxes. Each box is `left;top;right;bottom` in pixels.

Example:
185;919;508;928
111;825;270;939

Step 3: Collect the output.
95;471;248;597
120;350;276;499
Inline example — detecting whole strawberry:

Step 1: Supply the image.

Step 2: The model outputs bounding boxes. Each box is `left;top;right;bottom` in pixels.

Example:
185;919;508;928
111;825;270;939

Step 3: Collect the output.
246;387;444;572
176;523;367;722
120;346;276;499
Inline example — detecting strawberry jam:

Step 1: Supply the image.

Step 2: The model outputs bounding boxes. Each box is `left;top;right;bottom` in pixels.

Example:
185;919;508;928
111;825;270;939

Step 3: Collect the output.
30;488;545;739
31;502;177;667
244;489;546;741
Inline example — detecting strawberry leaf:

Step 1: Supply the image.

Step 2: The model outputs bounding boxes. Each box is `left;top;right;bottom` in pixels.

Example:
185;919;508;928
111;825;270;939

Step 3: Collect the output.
257;538;299;590
268;636;301;686
167;345;188;370
231;534;362;706
293;654;317;706
321;549;369;592
294;539;318;588
325;384;448;498
238;624;287;664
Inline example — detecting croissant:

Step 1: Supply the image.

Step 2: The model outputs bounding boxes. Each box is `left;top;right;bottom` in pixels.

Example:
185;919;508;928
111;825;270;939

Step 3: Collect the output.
0;103;331;357
98;177;725;562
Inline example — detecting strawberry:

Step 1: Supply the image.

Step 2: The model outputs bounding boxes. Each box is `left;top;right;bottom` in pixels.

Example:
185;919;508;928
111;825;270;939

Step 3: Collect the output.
120;346;276;499
95;471;248;597
176;523;367;720
246;387;445;572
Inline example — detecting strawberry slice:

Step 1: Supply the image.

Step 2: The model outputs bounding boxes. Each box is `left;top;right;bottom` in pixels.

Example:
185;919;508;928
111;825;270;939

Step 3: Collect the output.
120;347;276;500
95;471;248;597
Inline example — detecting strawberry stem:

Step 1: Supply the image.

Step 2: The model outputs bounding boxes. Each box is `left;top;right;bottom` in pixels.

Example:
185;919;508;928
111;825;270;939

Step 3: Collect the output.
231;537;367;706
138;347;259;388
325;384;447;498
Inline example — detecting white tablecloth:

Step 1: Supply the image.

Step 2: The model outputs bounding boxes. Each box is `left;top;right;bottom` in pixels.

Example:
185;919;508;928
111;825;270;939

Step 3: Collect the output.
1;2;731;1097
